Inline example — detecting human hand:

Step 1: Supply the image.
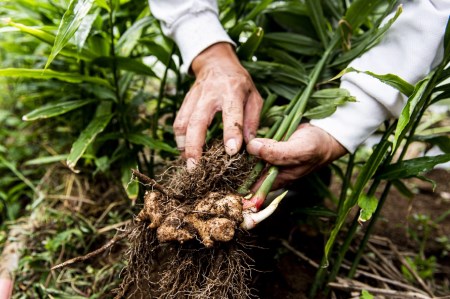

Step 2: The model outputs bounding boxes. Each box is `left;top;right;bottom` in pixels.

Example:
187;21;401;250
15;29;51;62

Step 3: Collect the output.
174;42;263;169
247;123;348;190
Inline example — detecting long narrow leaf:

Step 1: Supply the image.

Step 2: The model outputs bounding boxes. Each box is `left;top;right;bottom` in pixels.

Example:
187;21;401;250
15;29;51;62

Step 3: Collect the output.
75;10;99;54
305;0;328;47
0;68;111;86
22;99;96;121
92;57;157;77
392;78;429;151
116;16;153;57
127;133;178;154
7;22;94;61
66;114;113;172
46;0;95;68
376;154;450;180
330;67;414;96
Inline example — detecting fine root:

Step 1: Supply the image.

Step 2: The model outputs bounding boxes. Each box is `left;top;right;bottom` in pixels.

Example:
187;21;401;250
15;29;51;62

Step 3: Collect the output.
115;141;256;298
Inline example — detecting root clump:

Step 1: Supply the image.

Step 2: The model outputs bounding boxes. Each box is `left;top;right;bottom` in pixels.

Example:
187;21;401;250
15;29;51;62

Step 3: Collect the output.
116;142;256;299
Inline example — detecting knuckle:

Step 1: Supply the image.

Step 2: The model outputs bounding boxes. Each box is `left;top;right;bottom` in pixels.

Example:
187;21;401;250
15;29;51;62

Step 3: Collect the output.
173;119;187;134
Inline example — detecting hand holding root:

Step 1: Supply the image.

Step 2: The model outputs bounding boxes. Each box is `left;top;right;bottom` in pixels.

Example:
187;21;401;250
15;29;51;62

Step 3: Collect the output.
247;123;347;190
173;42;263;167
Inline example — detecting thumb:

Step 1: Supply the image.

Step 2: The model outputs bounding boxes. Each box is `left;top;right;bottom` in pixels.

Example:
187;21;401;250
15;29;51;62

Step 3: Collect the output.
247;138;302;166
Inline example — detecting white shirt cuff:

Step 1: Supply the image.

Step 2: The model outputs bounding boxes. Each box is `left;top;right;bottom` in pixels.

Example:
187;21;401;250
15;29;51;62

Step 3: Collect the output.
170;10;235;74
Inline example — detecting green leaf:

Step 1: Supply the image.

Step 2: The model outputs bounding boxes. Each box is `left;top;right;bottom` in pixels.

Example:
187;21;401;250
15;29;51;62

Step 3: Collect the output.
92;57;157;77
344;0;384;31
94;0;110;11
358;195;378;223
66;114;113;172
392;79;429;151
46;0;95;68
263;32;322;56
127;133;178;154
324;139;391;262
116;16;153;57
304;104;337;119
140;39;176;70
0;156;37;193
376;154;450;180
122;164;138;201
0;68;111;86
332;5;402;66
237;27;264;61
24;155;68;166
22;99;96;121
7;21;94;61
330;67;414;97
392;179;414;199
414;135;450;153
361;289;374;299
243;0;273;21
243;61;308;85
75;10;99;54
305;0;328;47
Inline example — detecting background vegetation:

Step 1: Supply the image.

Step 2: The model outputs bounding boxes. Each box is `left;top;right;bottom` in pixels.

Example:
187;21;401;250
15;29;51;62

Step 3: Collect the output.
0;0;449;297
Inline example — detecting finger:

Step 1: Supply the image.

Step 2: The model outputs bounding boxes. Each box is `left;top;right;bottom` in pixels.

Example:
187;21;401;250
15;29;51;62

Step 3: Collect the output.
173;88;201;151
247;137;312;166
185;98;218;164
243;91;263;143
222;89;246;156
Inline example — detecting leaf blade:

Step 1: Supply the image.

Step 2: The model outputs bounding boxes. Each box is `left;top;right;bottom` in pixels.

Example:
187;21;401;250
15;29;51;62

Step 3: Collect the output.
46;0;95;68
66;114;113;172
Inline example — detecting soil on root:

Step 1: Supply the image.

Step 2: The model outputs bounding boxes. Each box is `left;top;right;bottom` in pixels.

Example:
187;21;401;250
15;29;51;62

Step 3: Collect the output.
115;142;257;299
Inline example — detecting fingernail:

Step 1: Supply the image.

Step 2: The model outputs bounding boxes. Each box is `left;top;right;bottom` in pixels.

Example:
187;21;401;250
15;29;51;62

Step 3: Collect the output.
248;139;263;156
225;138;238;155
187;158;197;171
175;136;186;151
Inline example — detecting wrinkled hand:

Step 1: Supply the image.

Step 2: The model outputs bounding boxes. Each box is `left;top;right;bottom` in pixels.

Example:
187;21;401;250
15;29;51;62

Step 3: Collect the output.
247;123;348;190
174;42;263;169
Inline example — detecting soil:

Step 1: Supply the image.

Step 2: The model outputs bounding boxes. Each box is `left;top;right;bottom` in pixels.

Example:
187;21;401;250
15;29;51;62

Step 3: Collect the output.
26;154;450;298
248;168;450;298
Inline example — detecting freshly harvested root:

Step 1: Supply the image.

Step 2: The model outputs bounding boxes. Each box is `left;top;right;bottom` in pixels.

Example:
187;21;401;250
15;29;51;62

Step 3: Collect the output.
137;190;244;247
116;141;256;298
184;214;235;247
241;191;288;230
156;206;193;243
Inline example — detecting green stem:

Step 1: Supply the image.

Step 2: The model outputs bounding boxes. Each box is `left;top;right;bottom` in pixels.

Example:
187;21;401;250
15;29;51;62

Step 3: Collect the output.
149;45;174;177
309;255;328;298
325;212;359;288
348;181;391;278
337;154;355;214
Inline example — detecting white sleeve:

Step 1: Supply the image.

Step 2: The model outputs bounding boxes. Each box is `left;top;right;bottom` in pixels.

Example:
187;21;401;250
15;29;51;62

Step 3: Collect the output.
148;0;235;74
311;0;450;153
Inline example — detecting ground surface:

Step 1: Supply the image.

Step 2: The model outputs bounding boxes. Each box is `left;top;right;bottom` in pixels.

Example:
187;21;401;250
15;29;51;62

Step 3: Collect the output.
250;168;450;298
